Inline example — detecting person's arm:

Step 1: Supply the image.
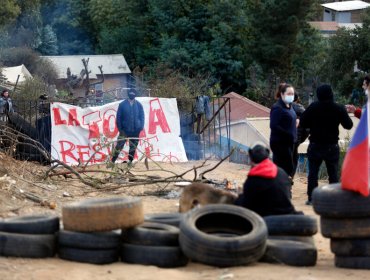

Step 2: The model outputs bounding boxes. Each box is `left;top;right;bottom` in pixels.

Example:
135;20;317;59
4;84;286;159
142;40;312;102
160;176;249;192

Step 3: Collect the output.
346;104;362;119
340;106;353;130
299;106;311;129
116;103;123;133
138;102;145;131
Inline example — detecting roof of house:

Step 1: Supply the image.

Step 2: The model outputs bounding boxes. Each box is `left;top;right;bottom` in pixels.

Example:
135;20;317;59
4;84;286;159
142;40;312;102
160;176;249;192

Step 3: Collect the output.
322;1;370;12
1;64;33;84
42;54;131;79
246;116;360;154
222;92;270;121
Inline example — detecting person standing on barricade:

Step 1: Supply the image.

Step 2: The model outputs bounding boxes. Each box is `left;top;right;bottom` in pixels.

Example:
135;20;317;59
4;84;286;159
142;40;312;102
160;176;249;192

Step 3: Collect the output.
111;90;145;165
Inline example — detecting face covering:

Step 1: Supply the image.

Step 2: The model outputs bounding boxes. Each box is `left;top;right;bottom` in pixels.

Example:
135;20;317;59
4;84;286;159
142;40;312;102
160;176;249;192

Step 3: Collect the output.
128;94;135;100
284;95;294;104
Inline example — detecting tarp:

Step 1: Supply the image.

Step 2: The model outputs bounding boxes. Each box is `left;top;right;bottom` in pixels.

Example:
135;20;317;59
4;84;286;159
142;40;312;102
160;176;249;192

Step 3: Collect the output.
50;98;188;165
1;64;32;84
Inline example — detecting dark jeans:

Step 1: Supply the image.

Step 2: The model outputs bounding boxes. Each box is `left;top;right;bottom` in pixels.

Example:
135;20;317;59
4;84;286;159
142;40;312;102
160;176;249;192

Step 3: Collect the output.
292;142;299;178
307;143;339;201
270;141;295;178
111;133;140;163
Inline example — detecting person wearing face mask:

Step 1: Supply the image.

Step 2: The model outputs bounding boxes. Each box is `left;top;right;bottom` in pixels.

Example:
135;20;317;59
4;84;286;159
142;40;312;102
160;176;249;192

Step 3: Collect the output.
300;84;353;205
345;75;370;119
111;90;145;164
0;89;14;121
269;83;297;180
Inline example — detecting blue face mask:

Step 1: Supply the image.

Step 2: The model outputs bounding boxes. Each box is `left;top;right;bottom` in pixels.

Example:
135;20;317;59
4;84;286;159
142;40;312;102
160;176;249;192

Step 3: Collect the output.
284;95;294;104
128;93;135;100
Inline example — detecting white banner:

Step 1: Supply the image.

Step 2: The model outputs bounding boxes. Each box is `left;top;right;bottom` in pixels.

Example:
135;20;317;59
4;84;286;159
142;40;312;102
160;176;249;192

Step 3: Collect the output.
50;97;188;165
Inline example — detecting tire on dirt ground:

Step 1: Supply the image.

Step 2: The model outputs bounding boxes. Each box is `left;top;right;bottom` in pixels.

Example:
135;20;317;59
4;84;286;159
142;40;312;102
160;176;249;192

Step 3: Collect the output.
0;215;59;234
179;204;267;267
62;197;144;232
331;238;370;256
58;230;121;250
121;243;188;268
335;256;370;269
0;231;56;258
312;183;370;218
321;217;370;239
268;235;315;246
260;239;317;267
144;213;183;227
263;214;317;236
58;246;119;265
122;222;180;246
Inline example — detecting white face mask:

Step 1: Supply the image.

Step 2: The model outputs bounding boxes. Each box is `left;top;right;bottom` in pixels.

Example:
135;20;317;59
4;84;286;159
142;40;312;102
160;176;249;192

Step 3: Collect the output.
284;95;294;104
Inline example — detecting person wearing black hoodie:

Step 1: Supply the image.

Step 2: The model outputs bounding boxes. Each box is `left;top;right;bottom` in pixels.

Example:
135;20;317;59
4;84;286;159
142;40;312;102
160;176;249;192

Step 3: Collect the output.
234;142;297;217
300;84;353;205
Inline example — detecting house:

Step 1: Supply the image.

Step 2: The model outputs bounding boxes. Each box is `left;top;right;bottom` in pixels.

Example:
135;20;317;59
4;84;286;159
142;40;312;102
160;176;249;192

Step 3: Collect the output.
322;1;370;23
308;21;362;37
42;54;131;98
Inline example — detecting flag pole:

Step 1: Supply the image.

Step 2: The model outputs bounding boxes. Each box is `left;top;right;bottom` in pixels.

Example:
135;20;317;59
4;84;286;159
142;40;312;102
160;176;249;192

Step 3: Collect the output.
368;92;370;192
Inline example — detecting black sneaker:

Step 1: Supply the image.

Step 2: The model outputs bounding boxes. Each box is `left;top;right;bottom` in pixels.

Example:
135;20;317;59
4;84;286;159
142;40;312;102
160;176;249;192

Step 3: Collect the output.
305;200;312;206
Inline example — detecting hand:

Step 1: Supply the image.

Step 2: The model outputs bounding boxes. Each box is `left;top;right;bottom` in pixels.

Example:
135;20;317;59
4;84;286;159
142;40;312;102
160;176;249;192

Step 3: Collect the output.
345;104;356;113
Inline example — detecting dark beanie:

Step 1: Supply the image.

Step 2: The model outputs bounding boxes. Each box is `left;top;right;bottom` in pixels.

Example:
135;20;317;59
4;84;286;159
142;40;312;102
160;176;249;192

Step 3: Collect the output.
316;84;334;102
248;143;270;164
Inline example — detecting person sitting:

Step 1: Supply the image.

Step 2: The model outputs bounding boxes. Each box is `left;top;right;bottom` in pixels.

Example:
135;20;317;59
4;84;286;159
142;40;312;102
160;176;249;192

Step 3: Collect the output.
234;142;298;217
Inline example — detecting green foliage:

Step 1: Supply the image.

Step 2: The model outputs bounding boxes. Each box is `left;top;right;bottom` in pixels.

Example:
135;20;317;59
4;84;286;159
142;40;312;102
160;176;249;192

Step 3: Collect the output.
0;0;20;26
37;24;58;55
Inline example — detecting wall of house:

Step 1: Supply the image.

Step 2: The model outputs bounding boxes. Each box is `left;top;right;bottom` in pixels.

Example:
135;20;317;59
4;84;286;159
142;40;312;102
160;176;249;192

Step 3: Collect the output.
337;11;351;23
324;9;333;21
351;10;364;23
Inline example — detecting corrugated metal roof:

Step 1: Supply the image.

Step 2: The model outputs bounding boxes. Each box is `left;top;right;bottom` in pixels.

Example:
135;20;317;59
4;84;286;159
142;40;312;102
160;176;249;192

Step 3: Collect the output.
222;92;270;121
42;54;131;79
322;1;370;12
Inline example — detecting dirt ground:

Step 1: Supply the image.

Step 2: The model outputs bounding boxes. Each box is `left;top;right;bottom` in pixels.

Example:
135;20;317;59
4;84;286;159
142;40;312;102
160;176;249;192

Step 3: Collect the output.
0;155;369;280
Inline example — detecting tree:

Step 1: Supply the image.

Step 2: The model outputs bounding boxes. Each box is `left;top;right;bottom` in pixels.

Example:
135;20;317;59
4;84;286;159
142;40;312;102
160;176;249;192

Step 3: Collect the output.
37;24;58;55
0;0;20;26
249;0;315;80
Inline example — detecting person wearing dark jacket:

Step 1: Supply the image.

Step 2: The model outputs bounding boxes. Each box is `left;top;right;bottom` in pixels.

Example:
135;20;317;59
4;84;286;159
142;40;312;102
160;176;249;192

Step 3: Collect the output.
234;143;297;217
300;84;353;205
111;90;145;164
292;93;309;178
270;83;297;178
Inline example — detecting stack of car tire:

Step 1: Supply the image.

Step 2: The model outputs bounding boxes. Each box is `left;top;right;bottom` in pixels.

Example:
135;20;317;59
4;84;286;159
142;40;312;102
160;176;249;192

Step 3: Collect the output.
261;214;318;266
60;197;144;264
0;215;59;258
313;183;370;269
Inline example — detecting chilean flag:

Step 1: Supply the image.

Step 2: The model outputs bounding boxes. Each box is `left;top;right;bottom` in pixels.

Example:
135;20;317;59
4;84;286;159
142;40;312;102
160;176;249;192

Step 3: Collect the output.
341;104;369;196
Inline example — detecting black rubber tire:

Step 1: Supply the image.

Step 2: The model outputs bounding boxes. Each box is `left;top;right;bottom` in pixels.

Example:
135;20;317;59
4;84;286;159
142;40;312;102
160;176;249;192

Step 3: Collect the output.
58;246;119;265
121;243;188;268
0;231;56;258
0;215;59;234
122;222;180;246
62;197;144;232
312;183;370;218
58;230;121;250
335;256;370;269
321;217;370;239
179;204;267;267
144;213;183;227
331;239;370;256
268;235;315;246
260;239;317;267
263;214;318;236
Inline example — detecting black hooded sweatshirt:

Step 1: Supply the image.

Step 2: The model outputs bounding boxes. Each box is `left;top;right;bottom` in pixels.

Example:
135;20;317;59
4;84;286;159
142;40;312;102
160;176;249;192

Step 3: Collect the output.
300;85;353;144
